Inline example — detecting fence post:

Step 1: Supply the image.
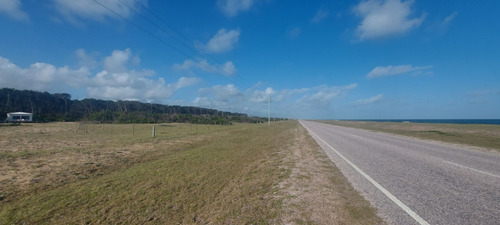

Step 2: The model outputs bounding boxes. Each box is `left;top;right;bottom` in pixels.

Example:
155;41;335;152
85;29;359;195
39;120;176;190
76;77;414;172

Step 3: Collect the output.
152;126;155;138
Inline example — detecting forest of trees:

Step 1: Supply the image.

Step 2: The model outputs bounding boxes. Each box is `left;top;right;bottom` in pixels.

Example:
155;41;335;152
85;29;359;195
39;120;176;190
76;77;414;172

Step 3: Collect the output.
0;88;270;124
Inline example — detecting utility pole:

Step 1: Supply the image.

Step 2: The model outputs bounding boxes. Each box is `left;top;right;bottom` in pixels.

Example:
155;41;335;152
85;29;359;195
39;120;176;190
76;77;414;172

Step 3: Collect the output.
268;95;271;127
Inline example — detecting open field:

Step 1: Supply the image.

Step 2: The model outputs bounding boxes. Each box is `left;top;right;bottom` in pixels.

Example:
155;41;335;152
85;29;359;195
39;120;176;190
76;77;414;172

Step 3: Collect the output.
318;120;500;151
0;121;381;224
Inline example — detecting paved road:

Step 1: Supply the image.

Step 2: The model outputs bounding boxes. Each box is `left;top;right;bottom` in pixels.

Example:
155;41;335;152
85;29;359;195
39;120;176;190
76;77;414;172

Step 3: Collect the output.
300;120;500;225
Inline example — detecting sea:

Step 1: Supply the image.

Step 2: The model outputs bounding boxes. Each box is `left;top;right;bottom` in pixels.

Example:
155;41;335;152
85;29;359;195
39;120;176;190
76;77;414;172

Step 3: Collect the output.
345;119;500;125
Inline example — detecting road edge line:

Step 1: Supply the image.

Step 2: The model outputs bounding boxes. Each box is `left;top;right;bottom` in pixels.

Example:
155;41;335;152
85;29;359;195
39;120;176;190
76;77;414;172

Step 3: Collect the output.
443;160;500;179
300;121;430;225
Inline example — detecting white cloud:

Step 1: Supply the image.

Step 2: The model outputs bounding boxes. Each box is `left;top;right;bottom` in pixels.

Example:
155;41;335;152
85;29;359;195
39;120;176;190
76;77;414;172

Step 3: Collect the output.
0;48;198;103
354;94;384;105
191;82;359;118
425;11;458;36
250;87;275;103
53;0;147;24
353;0;426;40
87;48;197;101
442;11;458;25
192;84;318;116
173;58;236;76
0;0;29;21
87;76;198;102
200;28;241;53
199;84;242;103
194;84;244;111
104;48;132;73
435;11;458;35
174;77;200;89
216;0;254;17
75;48;99;69
311;8;329;23
298;83;358;106
287;27;301;38
367;64;432;78
0;56;90;92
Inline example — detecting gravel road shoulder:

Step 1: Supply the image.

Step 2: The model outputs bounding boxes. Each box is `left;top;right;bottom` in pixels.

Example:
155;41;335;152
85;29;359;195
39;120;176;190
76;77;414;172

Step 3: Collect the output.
277;123;384;224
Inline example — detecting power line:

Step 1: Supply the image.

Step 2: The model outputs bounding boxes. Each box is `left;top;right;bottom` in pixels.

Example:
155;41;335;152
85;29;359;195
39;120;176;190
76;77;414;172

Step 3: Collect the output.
94;0;242;79
118;0;212;65
130;0;217;59
122;0;255;89
92;0;207;70
94;0;277;118
119;0;253;89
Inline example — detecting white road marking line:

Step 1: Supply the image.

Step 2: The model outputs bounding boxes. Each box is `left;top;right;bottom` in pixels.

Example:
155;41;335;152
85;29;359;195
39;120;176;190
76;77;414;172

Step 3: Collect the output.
443;160;500;179
301;122;430;225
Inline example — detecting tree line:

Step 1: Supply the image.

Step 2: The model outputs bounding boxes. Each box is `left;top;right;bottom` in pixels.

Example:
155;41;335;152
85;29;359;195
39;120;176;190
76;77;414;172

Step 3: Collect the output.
0;88;268;124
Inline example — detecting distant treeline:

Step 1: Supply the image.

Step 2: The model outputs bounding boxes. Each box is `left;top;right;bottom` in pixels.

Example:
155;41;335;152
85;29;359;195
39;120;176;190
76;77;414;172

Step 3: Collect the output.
0;88;270;124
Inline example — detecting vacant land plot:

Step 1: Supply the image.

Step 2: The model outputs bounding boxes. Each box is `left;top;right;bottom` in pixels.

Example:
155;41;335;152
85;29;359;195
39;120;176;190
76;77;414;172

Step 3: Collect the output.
0;121;380;224
319;120;500;151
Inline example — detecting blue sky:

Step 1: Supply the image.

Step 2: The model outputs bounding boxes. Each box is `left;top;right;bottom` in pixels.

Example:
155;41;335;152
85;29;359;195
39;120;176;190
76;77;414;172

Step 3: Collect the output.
0;0;499;119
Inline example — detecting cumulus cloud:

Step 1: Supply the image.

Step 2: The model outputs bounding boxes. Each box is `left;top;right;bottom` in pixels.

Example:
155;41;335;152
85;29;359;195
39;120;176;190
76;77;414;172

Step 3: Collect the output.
250;87;275;103
353;0;426;40
53;0;147;24
192;83;324;117
194;84;244;111
311;8;329;23
174;77;200;89
75;48;99;69
200;28;241;53
0;48;199;103
86;48;198;101
199;84;242;103
0;0;29;21
173;58;236;76
367;64;432;78
216;0;254;17
104;48;133;73
87;75;198;102
0;56;90;92
354;94;384;105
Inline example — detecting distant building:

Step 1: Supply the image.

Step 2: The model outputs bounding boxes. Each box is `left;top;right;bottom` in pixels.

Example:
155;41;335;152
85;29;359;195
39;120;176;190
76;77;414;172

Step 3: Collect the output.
6;112;33;122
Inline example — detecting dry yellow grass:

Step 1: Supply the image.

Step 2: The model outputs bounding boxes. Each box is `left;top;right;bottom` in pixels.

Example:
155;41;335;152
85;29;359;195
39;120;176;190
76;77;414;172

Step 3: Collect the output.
319;120;500;151
0;121;382;224
278;124;383;224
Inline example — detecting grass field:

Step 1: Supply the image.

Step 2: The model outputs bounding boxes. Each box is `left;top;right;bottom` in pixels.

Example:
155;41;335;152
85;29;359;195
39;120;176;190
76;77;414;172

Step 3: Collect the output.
318;120;500;151
0;121;381;224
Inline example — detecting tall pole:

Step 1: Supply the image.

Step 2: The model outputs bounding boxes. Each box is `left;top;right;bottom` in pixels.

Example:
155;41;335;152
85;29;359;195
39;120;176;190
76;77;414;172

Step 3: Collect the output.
268;95;271;127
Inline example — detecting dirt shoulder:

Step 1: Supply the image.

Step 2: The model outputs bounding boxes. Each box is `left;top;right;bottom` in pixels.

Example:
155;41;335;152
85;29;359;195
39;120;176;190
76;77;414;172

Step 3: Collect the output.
278;123;383;224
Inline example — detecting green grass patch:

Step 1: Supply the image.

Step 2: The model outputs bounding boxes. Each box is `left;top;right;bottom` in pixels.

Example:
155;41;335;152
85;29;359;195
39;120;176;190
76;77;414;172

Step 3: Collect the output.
0;122;294;224
419;130;449;135
318;120;500;151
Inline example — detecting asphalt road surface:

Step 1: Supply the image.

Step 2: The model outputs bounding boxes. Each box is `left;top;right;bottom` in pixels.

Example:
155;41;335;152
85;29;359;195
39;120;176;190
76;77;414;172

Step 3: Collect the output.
300;120;500;225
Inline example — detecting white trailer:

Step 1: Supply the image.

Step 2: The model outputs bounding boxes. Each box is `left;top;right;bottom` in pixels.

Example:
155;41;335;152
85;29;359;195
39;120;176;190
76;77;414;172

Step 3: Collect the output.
6;112;33;122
